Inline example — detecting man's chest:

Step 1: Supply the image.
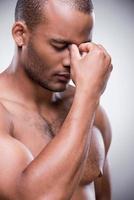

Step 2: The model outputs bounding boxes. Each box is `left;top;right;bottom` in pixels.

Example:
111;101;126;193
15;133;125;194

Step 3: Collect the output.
11;107;65;157
12;110;105;185
1;97;106;185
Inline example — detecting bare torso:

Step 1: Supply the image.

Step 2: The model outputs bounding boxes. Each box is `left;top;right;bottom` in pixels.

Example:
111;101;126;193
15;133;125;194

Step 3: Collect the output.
0;73;106;200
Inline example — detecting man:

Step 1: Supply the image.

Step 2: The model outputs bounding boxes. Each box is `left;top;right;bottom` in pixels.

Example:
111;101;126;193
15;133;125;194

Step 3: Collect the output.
0;0;113;199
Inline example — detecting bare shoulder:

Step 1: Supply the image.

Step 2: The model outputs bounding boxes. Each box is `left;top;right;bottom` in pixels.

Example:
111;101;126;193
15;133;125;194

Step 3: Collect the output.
0;102;13;135
94;105;112;154
0;102;33;199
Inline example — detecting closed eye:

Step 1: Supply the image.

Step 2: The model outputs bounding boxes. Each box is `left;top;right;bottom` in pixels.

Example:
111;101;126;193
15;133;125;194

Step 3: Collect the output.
53;44;68;52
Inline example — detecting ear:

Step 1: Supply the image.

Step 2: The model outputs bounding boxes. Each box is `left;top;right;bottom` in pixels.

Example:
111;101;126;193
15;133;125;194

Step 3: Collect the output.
12;21;29;47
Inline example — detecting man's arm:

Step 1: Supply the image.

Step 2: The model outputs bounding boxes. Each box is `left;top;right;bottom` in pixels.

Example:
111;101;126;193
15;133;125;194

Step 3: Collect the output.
94;106;112;200
0;43;112;200
0;90;98;200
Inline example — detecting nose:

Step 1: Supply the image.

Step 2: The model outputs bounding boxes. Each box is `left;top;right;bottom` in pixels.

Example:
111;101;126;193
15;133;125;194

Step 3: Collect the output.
62;49;71;68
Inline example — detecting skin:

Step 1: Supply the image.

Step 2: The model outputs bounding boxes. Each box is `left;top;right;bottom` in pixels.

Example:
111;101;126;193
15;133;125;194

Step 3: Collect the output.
0;0;112;199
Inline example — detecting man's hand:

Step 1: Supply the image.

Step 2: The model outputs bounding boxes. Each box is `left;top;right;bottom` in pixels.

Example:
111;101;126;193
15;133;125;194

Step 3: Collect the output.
70;42;112;98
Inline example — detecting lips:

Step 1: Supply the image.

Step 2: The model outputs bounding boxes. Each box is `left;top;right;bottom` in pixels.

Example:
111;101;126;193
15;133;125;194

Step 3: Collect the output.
55;72;70;82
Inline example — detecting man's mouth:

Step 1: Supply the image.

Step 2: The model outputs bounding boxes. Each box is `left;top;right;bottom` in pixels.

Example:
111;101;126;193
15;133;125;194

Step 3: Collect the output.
55;72;70;82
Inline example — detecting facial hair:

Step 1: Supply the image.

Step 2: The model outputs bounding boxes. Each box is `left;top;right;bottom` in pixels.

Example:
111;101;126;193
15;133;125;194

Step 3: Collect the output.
24;40;69;92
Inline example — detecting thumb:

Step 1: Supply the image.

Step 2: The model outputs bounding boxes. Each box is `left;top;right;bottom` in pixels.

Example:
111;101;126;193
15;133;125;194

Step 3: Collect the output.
69;44;81;64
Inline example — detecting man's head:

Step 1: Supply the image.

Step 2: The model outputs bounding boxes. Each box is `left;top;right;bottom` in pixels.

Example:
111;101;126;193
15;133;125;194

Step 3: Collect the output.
15;0;94;30
13;0;94;92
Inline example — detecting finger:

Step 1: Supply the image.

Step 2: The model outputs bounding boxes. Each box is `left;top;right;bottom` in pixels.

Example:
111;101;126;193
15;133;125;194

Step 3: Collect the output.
97;44;112;66
69;44;81;62
81;52;87;58
97;44;109;55
97;44;111;58
79;42;97;53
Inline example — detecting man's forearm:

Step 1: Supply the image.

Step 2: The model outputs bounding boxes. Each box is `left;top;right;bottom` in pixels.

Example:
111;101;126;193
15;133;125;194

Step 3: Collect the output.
17;88;99;200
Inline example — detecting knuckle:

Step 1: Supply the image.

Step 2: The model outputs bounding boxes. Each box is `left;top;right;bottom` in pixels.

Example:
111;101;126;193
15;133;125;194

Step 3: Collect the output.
106;54;111;61
96;49;105;57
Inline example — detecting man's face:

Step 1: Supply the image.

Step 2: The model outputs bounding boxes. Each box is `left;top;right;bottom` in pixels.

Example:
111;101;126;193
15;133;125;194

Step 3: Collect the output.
23;0;94;92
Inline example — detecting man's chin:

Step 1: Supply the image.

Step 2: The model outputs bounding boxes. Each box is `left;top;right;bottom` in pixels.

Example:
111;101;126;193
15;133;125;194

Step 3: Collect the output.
51;85;68;92
42;82;69;93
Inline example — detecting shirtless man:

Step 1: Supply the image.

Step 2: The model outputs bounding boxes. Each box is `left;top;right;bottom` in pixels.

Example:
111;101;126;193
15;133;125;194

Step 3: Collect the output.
0;0;113;199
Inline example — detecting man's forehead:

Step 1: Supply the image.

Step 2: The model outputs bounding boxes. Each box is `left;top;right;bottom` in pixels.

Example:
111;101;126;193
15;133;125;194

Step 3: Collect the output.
44;0;94;26
43;5;94;35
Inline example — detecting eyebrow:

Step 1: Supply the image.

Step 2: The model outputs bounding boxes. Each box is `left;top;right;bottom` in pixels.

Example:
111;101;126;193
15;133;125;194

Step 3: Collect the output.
50;38;92;45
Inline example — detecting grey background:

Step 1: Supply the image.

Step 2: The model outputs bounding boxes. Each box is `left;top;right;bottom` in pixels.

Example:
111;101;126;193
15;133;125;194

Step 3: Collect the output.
0;0;134;199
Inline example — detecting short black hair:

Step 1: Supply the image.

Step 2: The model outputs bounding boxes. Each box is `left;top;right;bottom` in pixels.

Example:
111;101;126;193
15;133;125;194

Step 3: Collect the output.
15;0;47;30
15;0;94;30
